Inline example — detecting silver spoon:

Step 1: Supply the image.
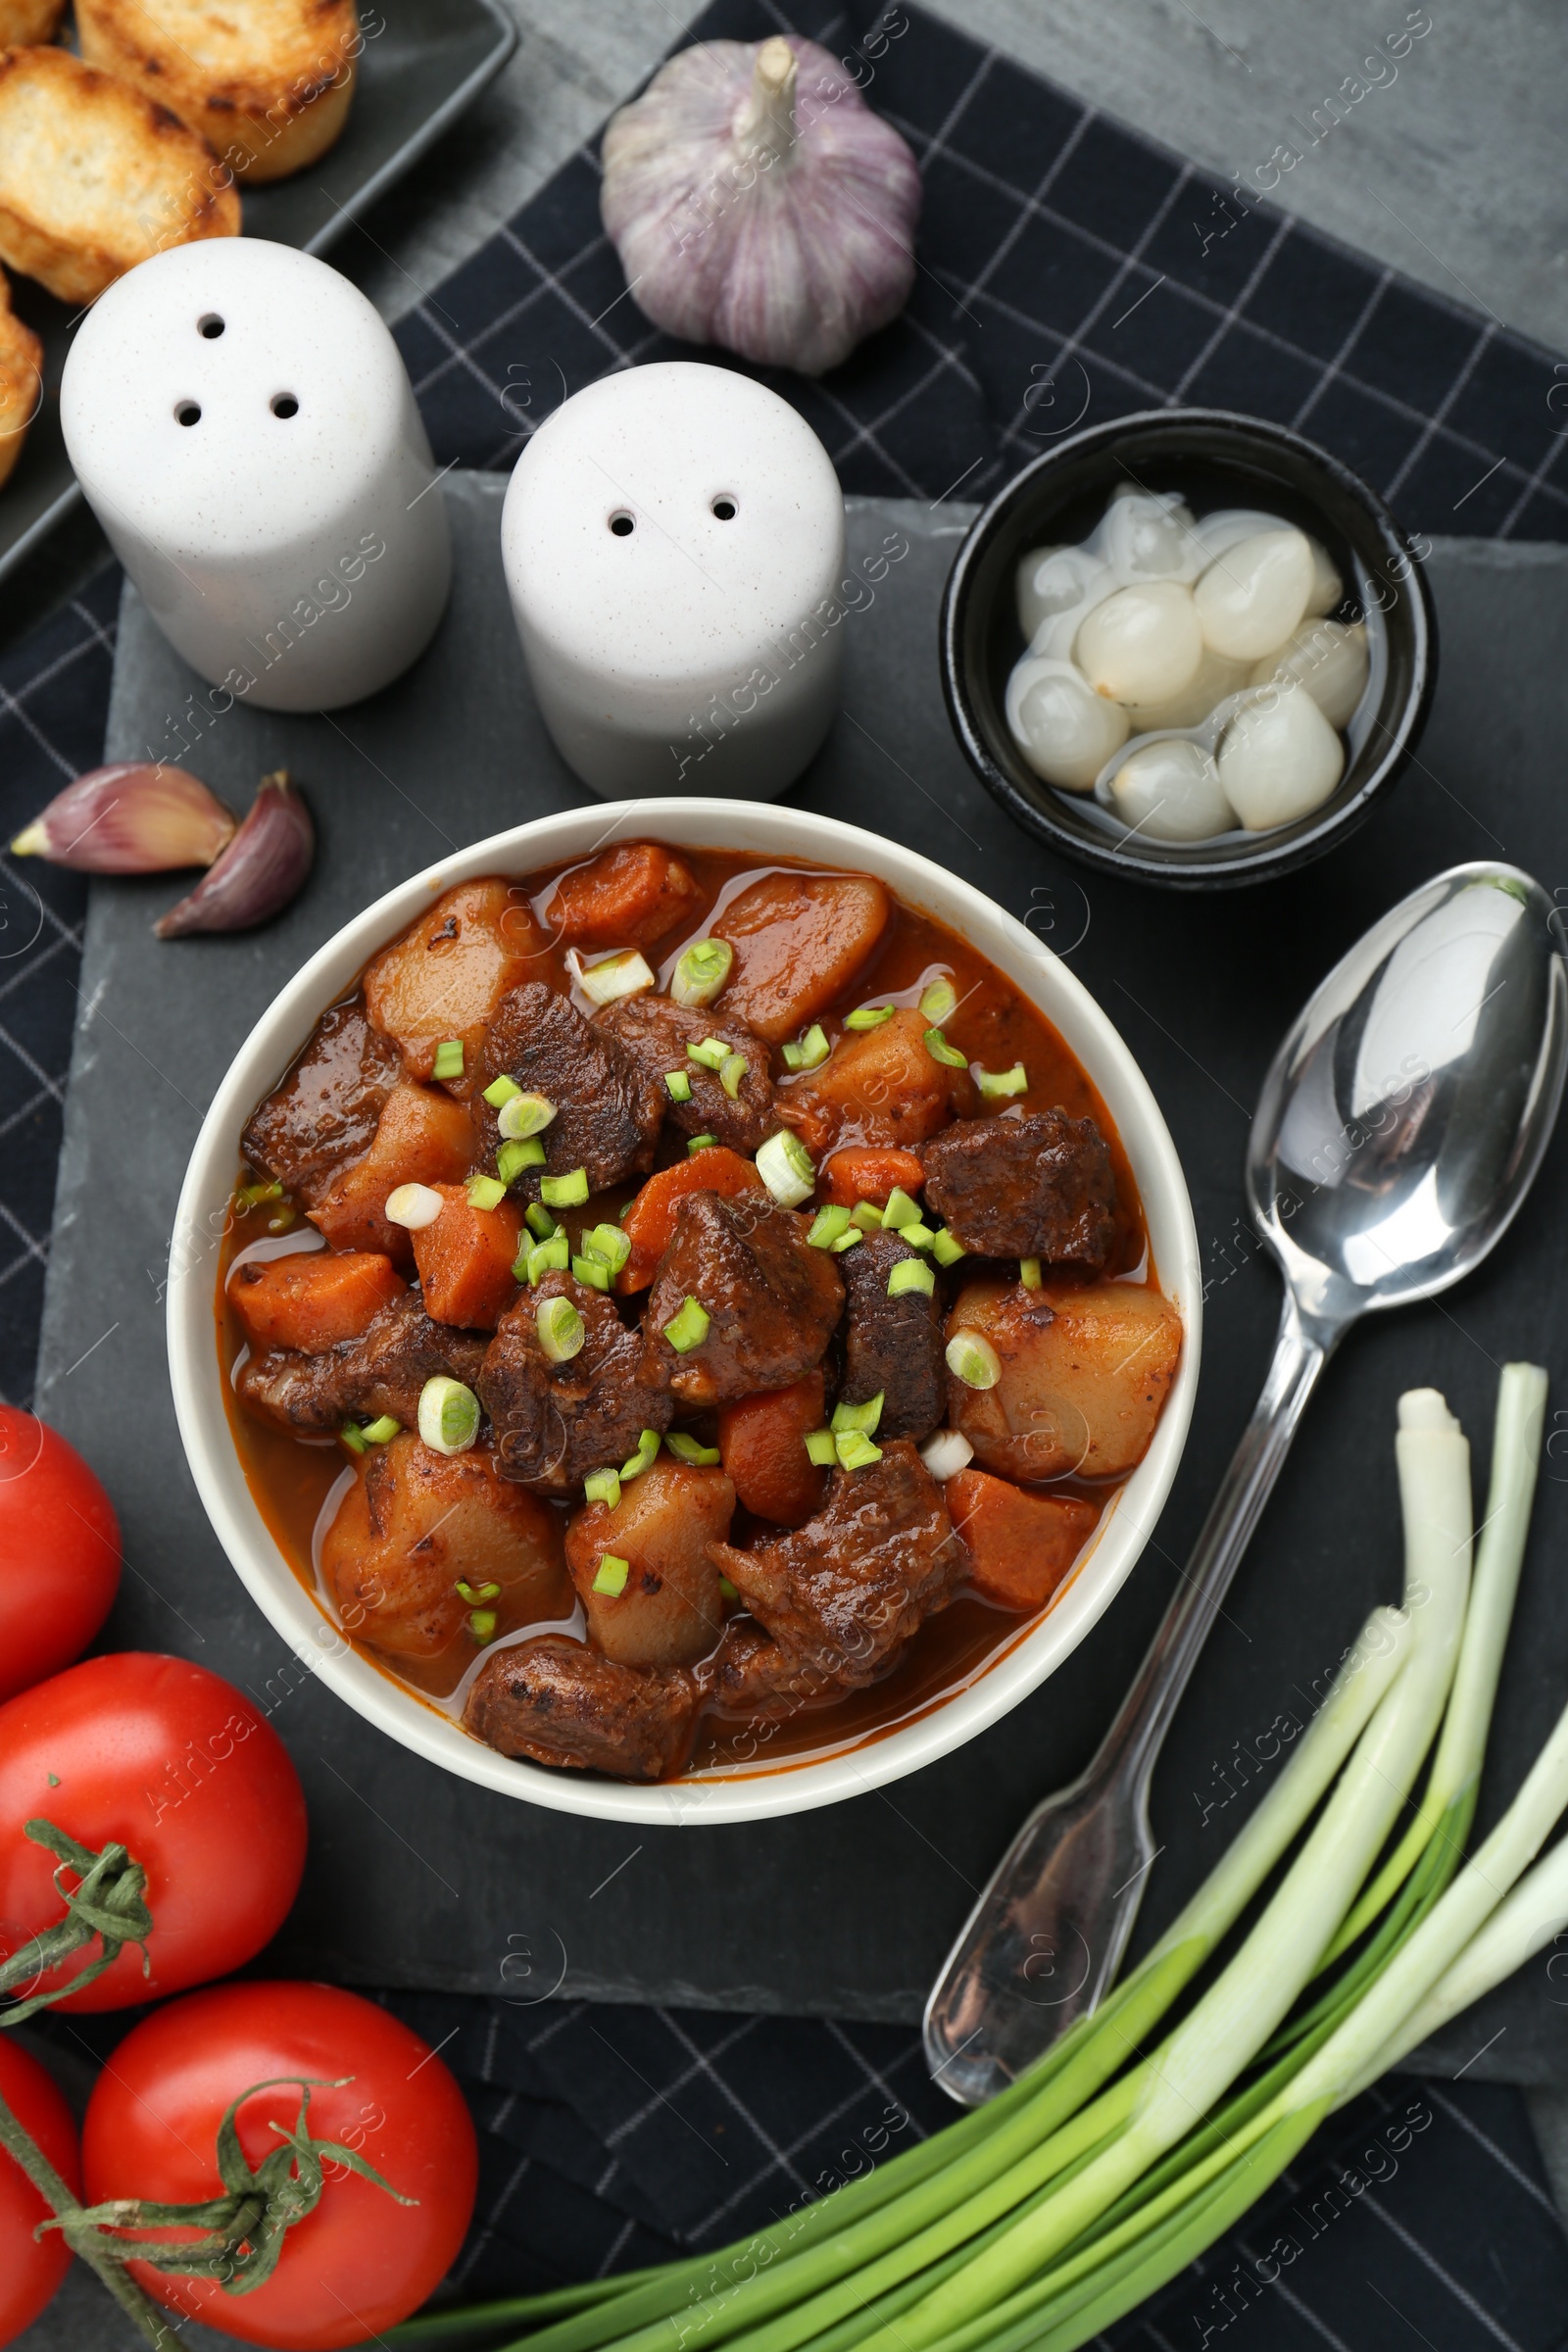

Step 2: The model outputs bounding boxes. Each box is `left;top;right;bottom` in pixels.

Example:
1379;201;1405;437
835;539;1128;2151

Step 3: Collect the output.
923;861;1567;2108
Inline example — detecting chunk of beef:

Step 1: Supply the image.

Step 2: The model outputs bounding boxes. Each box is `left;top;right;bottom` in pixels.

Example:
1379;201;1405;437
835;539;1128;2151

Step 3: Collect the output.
476;982;662;1200
235;1290;488;1436
479;1272;672;1496
595;995;774;1154
642;1191;843;1408
240;999;403;1206
840;1229;945;1443
464;1636;701;1781
708;1441;958;1690
921;1110;1116;1267
702;1618;845;1719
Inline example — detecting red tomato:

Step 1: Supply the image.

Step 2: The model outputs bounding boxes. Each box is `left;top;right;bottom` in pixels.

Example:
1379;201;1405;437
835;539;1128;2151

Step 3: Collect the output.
0;1654;307;2010
0;1406;120;1702
0;2034;79;2347
82;1982;478;2348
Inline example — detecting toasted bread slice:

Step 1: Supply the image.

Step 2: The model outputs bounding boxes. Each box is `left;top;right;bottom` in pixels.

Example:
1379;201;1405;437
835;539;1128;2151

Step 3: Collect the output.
0;0;66;40
76;0;359;184
0;266;41;491
0;47;240;307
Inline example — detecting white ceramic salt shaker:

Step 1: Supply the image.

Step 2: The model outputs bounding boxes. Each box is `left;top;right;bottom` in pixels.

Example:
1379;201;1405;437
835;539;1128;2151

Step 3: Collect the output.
502;362;845;799
61;240;450;712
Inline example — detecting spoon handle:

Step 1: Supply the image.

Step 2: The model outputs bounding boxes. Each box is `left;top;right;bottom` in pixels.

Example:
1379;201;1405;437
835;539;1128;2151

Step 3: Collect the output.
922;1289;1342;2108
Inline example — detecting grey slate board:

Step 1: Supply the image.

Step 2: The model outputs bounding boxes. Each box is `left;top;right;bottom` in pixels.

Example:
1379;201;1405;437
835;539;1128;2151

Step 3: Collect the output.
34;479;1568;2083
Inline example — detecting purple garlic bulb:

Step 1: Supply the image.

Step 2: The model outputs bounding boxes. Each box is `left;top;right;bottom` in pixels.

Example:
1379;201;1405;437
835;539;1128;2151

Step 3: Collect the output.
600;35;921;378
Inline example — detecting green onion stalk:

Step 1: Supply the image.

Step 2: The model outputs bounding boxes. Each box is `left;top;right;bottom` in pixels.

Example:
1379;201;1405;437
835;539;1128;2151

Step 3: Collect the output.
391;1366;1554;2352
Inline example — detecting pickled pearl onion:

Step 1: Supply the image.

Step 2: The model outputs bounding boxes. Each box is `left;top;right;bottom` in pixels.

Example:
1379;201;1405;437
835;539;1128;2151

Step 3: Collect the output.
1195;528;1315;661
1004;656;1129;790
1217;684;1345;829
1108;738;1236;843
1075;581;1203;705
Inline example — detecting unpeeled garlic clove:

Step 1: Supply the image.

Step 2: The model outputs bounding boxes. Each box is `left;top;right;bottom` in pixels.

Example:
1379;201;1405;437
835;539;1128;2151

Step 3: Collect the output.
10;762;235;872
1195;528;1315;661
1249;619;1369;731
1107;738;1236;842
1217;685;1345;829
154;771;314;938
1005;657;1129;789
1075;581;1202;705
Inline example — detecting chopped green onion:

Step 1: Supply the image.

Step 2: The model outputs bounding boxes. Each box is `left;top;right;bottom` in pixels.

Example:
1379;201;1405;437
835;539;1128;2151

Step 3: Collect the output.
924;1027;968;1068
687;1134;719;1154
932;1226;967;1267
756;1128;814;1207
900;1220;937;1251
536;1293;584;1362
918;976;958;1023
585;1222;631;1274
385;1181;444;1230
686;1036;731;1070
455;1579;500;1604
584;1468;621;1509
831;1228;863;1253
467;1174;508;1212
572;1253;612;1292
663;1296;710;1353
339;1421;368;1455
268;1204;296;1233
665;1432;720;1465
360;1415;400;1444
718;1575;739;1602
946;1328;1002;1389
835;1429;883;1471
482;1074;520;1109
498;1091;557;1140
796;1023;830;1069
919;1428;975;1481
664;1068;693;1103
540;1167;589;1208
780;1041;803;1070
417;1375;480;1454
467;1610;498;1643
803;1428;838;1466
575;947;655;1005
832;1393;884;1436
977;1061;1028;1100
432;1038;465;1080
844;1004;895;1030
882;1187;920;1230
1020;1255;1043;1290
888;1256;936;1298
592;1553;630;1595
850;1200;885;1232
719;1051;748;1100
524;1202;558;1240
620;1428;662;1482
807;1203;854;1250
670;938;733;1008
235;1178;282;1207
497;1137;546;1185
522;1232;569;1284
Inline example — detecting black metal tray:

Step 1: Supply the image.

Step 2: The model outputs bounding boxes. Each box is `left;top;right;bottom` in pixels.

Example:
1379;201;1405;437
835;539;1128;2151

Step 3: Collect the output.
0;0;516;584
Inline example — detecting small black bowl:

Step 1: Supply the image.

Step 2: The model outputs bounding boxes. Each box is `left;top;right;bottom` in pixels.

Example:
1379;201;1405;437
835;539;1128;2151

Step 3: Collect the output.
940;409;1438;889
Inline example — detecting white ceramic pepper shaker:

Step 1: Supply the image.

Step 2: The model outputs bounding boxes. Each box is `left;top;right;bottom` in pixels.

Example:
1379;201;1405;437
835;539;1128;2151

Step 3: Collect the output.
61;239;451;712
502;362;845;799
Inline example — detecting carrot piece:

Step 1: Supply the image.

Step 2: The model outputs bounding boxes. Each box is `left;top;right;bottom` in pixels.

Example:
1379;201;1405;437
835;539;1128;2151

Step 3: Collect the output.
820;1146;926;1207
228;1250;405;1353
714;872;889;1043
717;1373;827;1528
946;1468;1099;1612
545;843;703;950
364;879;547;1091
413;1183;524;1330
310;1084;474;1265
616;1147;765;1291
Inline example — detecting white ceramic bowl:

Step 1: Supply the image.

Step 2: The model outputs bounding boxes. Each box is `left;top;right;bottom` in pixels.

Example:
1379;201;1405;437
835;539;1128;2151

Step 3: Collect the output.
169;800;1201;1827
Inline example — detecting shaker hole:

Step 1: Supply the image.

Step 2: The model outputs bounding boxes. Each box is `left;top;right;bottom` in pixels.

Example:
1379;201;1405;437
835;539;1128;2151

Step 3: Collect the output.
198;314;224;339
711;496;737;520
609;511;635;537
271;393;300;419
175;401;202;426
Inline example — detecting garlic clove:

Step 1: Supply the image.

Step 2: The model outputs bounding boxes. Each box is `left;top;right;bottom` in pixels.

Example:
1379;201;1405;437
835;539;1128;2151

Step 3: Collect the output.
1249;619;1369;731
1096;489;1203;585
1121;641;1252;731
1005;656;1129;790
154;771;314;938
1075;581;1202;706
1216;685;1346;830
1108;737;1237;842
11;762;235;872
1195;528;1314;661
